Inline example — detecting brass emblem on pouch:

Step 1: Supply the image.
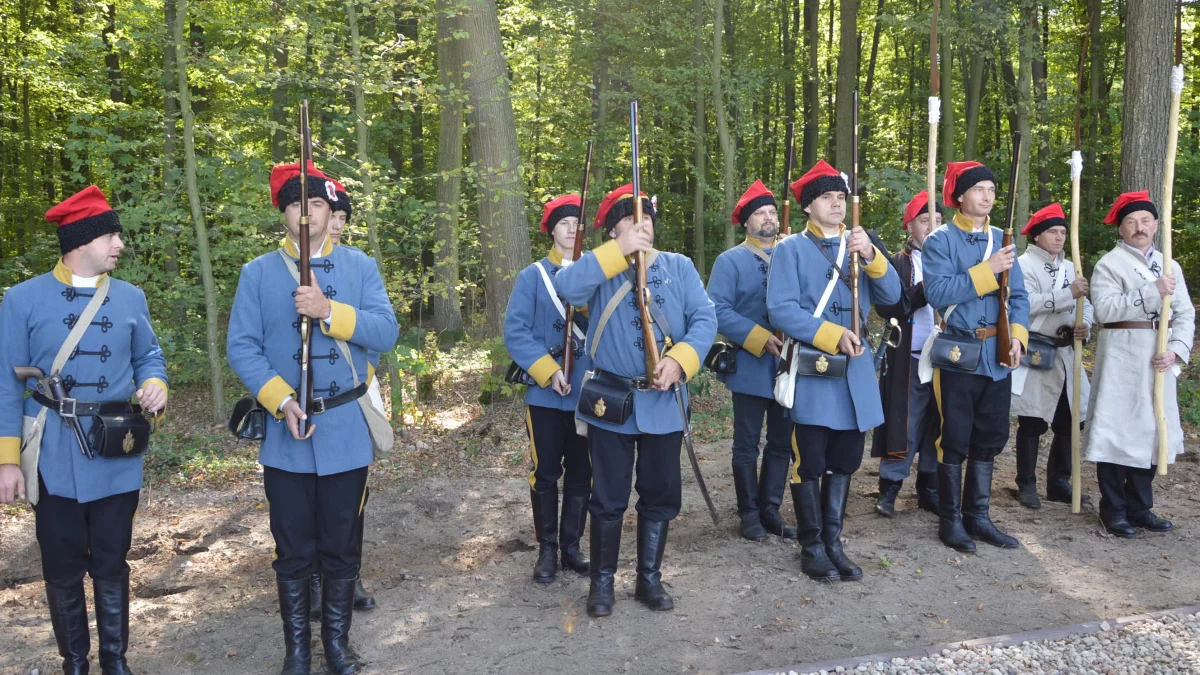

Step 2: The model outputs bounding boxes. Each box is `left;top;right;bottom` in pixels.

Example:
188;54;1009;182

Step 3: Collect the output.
1030;351;1043;366
594;398;607;418
950;345;962;363
122;429;136;454
816;355;829;374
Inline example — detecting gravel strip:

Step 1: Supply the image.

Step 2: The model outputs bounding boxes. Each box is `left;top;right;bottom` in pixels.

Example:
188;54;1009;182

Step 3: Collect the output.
783;612;1200;675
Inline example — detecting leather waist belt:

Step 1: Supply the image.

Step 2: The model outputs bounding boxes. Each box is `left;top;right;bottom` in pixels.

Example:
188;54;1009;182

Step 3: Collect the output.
311;381;369;415
1033;331;1075;348
33;391;134;417
1103;320;1173;331
974;326;998;340
593;369;652;391
942;324;998;340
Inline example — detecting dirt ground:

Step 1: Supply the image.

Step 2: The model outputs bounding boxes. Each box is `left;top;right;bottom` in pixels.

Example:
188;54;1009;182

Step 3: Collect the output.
3;413;1200;675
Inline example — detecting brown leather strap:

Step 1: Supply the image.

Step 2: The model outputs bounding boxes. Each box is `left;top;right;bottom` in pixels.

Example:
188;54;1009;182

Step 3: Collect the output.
974;326;998;340
1103;320;1173;330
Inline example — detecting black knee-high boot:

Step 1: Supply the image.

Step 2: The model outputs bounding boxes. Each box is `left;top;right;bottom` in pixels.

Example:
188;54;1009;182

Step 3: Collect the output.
937;463;975;553
586;518;622;618
790;481;839;581
277;579;313;675
530;489;559;583
46;581;90;675
559;491;590;574
733;464;767;541
1014;430;1041;509
321;578;363;675
821;474;861;581
758;457;797;538
962;460;1019;548
633;517;674;611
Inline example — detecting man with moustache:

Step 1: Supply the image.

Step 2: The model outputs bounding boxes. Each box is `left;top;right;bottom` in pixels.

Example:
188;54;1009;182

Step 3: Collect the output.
707;180;795;541
1085;191;1194;537
872;190;943;517
1010;203;1094;509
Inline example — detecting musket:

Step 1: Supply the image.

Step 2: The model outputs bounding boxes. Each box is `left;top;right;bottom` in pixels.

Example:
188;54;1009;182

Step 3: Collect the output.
927;1;940;223
14;366;92;458
849;90;861;338
781;120;795;237
297;101;316;437
996;131;1022;369
1154;6;1184;477
561;141;594;384
629;101;719;526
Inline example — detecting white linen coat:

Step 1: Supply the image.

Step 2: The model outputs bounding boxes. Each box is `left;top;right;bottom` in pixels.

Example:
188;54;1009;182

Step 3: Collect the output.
1084;243;1194;468
1011;244;1094;422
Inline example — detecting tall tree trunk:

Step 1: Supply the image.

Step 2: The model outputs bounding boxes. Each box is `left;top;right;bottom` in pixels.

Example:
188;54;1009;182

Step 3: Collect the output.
399;15;424;178
713;0;736;250
163;0;181;278
1119;0;1173;208
1015;4;1034;240
963;51;986;160
939;0;953;164
457;0;531;337
270;0;288;163
859;0;883;174
590;11;611;248
175;0;223;423
784;0;798;148
1032;5;1050;204
1085;0;1102;222
432;0;465;333
801;0;819;167
834;0;858;171
693;0;707;278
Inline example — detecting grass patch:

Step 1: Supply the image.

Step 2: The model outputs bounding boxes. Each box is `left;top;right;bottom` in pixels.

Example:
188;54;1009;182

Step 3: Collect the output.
144;430;259;485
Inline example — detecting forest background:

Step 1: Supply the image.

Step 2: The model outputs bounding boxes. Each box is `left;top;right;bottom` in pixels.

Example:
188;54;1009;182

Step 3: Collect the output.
0;0;1195;425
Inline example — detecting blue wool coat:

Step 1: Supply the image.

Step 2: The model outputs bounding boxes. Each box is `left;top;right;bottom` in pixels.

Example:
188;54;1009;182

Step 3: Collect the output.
554;240;717;435
503;249;592;412
707;240;779;399
922;213;1030;381
766;223;902;432
227;238;398;475
0;261;167;503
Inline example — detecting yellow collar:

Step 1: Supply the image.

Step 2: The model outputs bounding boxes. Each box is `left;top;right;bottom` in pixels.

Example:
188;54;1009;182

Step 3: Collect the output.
953;212;989;233
743;236;775;250
282;235;334;258
53;259;108;286
548;248;565;265
806;220;845;239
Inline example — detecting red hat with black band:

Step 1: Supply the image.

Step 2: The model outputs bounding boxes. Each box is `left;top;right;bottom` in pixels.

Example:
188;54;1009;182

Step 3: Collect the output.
1103;190;1158;225
791;160;849;211
328;178;353;222
942;161;998;208
540;194;582;233
270;161;340;212
1022;203;1068;239
902;190;946;230
592;184;656;233
45;185;122;255
733;179;777;226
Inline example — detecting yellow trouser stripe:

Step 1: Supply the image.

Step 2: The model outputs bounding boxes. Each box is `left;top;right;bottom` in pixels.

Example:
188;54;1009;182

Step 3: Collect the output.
526;408;539;489
358;482;369;517
932;368;945;463
790;425;803;483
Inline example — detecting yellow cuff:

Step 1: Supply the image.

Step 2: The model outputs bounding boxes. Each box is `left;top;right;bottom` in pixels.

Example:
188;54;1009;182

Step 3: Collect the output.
1011;323;1029;350
666;342;701;382
968;261;1000;296
0;437;18;465
593;240;631;280
320;300;357;341
367;362;376;386
864;246;889;279
743;326;772;358
257;376;298;420
138;378;169;397
812;321;845;355
526;354;561;388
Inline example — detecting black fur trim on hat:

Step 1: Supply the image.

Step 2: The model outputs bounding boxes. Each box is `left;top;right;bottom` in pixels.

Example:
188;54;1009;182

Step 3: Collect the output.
1116;200;1158;224
800;175;850;210
546;204;582;234
951;165;998;202
604;196;656;233
58;209;122;255
276;176;336;212
1029;217;1068;241
332;190;353;221
738;194;778;225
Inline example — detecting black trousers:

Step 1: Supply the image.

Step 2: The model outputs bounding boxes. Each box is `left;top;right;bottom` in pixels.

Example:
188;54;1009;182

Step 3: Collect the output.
1016;387;1074;485
34;474;139;586
264;466;369;582
525;405;591;495
731;393;792;470
933;369;1012;465
587;426;682;521
789;424;865;482
1097;462;1156;521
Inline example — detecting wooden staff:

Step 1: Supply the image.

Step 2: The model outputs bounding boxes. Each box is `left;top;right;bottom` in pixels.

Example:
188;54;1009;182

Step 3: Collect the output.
1154;21;1184;476
927;1;940;222
1068;149;1083;514
560;140;593;383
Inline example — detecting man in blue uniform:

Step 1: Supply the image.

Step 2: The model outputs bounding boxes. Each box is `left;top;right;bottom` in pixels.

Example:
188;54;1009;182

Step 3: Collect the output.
873;191;943;517
556;184;716;618
0;186;168;675
504;193;593;584
922;160;1030;553
227;161;398;675
766;160;901;582
707;180;795;541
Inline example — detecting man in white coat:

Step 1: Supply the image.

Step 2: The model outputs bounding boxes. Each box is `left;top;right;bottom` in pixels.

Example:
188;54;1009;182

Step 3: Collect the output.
1086;191;1194;538
1010;203;1094;509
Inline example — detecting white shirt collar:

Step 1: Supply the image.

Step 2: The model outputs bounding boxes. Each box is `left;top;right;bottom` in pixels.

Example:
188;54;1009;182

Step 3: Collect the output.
1119;239;1155;262
71;274;100;288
